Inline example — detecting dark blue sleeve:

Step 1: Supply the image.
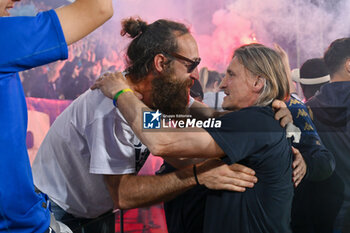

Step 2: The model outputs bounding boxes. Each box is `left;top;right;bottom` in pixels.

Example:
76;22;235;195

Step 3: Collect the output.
205;107;285;164
287;97;335;181
0;10;68;74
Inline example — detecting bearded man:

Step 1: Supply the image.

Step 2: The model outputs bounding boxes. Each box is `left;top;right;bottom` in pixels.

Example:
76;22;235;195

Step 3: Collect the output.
93;43;296;233
32;17;265;233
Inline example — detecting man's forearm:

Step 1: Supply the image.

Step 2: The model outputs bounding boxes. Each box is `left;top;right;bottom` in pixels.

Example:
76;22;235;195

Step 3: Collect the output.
55;0;113;45
189;100;215;120
105;165;197;210
164;156;205;169
300;146;335;181
105;159;257;210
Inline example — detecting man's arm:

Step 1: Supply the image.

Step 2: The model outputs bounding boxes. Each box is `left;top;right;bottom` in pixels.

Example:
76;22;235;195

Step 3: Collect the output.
189;99;219;119
90;74;223;158
288;97;335;183
55;0;113;45
91;73;293;158
104;159;257;209
118;95;223;158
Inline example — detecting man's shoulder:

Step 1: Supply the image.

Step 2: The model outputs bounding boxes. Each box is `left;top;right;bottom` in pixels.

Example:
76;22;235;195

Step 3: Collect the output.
71;89;114;110
218;106;281;132
52;89;118;132
222;106;274;121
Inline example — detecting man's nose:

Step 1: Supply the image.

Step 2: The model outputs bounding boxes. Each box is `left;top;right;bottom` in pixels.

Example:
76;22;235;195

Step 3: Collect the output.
219;76;227;89
190;67;199;80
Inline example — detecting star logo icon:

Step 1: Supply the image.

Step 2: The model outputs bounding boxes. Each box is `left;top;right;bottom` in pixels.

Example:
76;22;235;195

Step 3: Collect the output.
143;110;162;129
150;110;162;122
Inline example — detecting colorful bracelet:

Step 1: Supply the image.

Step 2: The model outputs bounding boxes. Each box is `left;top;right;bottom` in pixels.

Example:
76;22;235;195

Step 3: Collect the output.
113;88;133;107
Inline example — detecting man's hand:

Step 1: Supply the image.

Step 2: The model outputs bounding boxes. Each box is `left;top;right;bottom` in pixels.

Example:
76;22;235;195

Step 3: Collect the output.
272;100;293;127
91;72;130;99
292;147;307;187
196;159;258;192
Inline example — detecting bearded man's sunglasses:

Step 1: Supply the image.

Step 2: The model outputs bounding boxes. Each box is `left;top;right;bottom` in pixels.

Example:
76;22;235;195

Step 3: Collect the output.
168;53;201;73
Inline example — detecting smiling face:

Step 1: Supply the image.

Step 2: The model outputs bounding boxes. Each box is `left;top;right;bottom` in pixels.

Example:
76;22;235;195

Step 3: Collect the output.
150;34;200;114
220;44;290;110
220;56;260;111
171;33;200;89
149;33;200;115
0;0;20;17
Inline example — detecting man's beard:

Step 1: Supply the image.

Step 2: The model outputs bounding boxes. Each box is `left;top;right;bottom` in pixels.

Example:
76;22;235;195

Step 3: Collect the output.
151;69;193;115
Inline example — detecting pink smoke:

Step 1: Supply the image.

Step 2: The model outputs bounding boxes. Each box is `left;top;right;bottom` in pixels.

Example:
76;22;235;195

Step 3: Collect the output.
195;8;259;72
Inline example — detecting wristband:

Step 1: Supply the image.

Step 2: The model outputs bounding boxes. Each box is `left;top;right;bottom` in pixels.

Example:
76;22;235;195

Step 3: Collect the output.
193;164;201;186
113;88;133;107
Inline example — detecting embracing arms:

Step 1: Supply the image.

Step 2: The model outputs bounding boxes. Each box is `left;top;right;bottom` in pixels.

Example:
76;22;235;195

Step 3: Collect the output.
104;160;257;209
91;72;293;158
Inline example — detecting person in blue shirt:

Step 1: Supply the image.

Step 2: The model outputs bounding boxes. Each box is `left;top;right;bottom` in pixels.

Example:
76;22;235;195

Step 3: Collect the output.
0;0;113;232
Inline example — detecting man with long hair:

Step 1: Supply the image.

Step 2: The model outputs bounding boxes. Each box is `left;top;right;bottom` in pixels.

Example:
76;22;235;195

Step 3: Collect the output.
32;17;261;232
93;43;295;232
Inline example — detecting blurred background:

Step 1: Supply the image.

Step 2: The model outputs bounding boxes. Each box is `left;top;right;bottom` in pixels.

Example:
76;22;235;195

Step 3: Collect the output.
17;1;350;232
13;0;350;100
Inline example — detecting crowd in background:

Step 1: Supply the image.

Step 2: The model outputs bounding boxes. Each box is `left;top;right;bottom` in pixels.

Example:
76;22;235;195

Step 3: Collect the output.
18;0;125;100
20;38;125;100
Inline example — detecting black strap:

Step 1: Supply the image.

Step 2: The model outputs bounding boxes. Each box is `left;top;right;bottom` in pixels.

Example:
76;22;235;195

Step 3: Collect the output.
120;209;124;233
215;92;219;110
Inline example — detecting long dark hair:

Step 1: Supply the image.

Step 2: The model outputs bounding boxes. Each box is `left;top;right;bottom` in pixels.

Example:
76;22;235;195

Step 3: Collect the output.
121;17;189;83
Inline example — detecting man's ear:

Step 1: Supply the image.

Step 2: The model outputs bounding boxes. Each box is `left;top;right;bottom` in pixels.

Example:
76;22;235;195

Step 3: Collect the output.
154;53;168;73
252;75;265;93
213;80;220;92
345;59;350;74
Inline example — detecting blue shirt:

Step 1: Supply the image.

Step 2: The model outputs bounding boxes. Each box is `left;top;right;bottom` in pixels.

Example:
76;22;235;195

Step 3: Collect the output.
204;106;293;233
287;96;335;232
287;95;334;181
0;10;67;232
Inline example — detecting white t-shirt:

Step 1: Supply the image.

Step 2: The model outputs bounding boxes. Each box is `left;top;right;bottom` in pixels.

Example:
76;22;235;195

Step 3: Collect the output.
32;89;149;218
